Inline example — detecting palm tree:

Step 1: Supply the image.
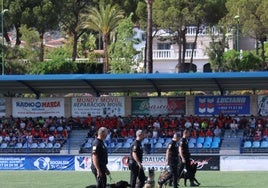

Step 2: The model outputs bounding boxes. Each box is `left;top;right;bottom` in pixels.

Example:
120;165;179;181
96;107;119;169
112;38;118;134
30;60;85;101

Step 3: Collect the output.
145;0;154;73
81;3;124;73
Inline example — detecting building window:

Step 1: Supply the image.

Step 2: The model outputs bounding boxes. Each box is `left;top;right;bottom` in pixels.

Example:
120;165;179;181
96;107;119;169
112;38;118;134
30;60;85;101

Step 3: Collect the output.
157;43;171;50
186;43;196;50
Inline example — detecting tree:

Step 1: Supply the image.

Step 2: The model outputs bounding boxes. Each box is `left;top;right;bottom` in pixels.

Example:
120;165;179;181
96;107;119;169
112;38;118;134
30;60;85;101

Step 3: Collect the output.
153;0;193;72
20;0;63;62
225;0;268;69
59;0;96;61
109;14;137;73
81;2;125;73
145;0;154;73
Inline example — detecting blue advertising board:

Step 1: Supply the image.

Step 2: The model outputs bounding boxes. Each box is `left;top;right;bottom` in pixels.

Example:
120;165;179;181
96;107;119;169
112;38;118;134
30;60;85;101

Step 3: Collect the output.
0;156;74;170
195;96;250;115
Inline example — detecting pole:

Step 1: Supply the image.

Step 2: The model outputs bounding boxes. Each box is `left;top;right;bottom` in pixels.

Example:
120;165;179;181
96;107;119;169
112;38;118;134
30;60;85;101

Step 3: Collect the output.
1;0;4;75
234;15;240;51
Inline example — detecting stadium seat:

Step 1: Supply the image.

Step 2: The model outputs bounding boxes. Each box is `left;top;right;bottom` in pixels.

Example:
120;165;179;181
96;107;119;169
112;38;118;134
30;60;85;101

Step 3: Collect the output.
189;137;197;144
243;141;252;148
115;142;123;148
53;143;61;149
157;138;165;144
46;143;53;149
205;136;213;143
1;143;8;149
38;142;46;149
84;142;91;149
155;142;163;148
197;137;205;144
15;142;23;149
212;136;221;143
261;141;268;148
188;142;195;148
123;142;131;148
30;143;38;148
211;141;219;149
197;143;203;148
126;138;133;144
203;141;211;148
252;141;260;148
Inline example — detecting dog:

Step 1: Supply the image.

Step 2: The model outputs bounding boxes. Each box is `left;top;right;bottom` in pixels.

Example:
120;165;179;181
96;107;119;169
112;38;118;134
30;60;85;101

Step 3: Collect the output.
86;180;130;188
157;169;172;188
178;162;200;187
144;167;155;188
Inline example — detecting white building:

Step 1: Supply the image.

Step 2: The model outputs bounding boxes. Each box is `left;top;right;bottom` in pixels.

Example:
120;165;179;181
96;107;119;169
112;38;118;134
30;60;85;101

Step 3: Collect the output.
133;26;255;73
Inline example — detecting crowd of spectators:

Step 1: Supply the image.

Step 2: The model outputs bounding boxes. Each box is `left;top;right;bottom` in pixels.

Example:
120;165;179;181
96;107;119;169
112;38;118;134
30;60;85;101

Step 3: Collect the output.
1;113;268;152
83;113;268;144
0;116;72;150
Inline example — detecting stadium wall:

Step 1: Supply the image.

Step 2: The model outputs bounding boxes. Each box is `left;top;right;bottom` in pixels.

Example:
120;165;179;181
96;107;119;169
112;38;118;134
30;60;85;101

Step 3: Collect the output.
1;154;268;171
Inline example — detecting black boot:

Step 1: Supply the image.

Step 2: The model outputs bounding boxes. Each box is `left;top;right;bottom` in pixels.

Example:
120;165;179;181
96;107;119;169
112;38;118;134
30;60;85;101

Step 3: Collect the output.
190;180;199;187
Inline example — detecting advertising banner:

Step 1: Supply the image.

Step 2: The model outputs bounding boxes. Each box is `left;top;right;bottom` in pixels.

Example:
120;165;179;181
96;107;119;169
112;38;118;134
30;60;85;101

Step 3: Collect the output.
0;156;74;170
72;97;125;117
258;95;268;116
132;97;185;116
0;155;219;171
195;96;250;115
12;98;64;117
0;98;6;116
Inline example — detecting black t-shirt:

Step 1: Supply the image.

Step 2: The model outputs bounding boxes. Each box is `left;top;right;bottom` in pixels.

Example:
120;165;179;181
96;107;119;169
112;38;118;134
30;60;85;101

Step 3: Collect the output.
179;137;190;159
167;140;179;165
130;140;143;163
91;138;108;169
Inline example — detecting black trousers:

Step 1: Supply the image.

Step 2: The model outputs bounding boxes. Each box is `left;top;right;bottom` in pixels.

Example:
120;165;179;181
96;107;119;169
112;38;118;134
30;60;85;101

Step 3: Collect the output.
130;163;146;188
178;158;193;181
91;166;107;188
169;164;179;188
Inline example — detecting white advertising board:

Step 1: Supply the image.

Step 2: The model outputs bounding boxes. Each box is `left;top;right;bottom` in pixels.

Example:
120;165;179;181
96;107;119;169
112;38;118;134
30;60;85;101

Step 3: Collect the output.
12;98;65;117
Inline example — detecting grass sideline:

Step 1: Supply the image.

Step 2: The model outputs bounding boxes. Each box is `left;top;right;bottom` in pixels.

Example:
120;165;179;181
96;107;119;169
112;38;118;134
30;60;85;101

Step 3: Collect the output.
0;171;267;188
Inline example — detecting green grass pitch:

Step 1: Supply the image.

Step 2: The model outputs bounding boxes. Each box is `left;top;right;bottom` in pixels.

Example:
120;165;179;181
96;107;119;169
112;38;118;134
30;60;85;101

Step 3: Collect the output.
0;171;267;188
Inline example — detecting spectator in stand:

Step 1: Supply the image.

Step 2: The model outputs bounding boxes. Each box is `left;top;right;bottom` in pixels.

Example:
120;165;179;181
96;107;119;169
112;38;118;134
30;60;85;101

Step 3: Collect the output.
230;119;239;136
152;127;159;139
213;125;222;137
83;113;93;129
263;127;268;140
201;119;208;129
193;119;200;130
120;128;128;138
205;128;213;137
153;119;161;130
253;128;262;141
244;127;254;141
184;119;192;129
239;115;248;129
128;128;135;138
198;129;206;137
191;129;198;138
249;115;256;129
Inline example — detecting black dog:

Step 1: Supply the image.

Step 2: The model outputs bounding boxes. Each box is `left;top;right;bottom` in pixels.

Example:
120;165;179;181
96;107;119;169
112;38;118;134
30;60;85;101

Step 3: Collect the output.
86;180;130;188
179;162;200;187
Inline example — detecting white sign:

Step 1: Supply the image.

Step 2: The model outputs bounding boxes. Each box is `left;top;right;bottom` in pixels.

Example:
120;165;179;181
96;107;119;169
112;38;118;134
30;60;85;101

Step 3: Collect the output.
221;156;268;171
12;98;64;117
72;97;125;117
258;95;268;116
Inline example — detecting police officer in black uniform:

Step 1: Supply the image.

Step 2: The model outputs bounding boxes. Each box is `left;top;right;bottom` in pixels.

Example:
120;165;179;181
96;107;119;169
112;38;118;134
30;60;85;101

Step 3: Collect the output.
166;132;180;188
91;127;110;188
129;129;146;188
178;129;199;187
